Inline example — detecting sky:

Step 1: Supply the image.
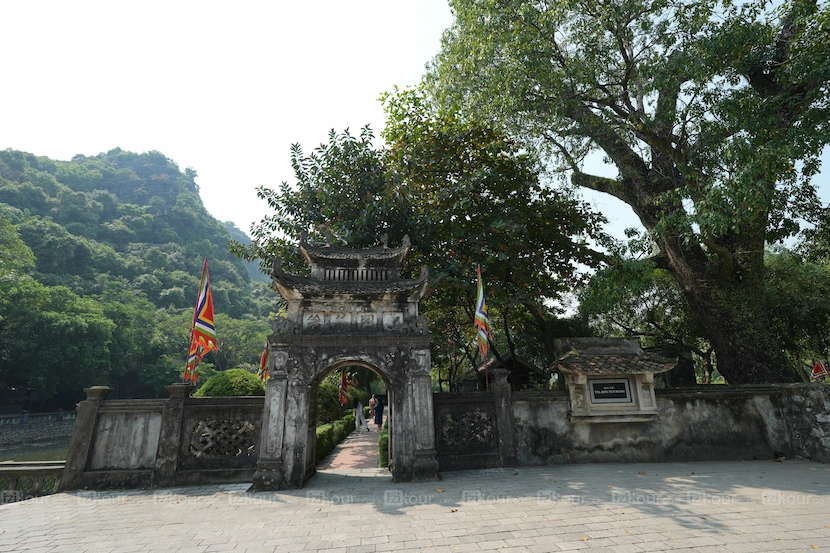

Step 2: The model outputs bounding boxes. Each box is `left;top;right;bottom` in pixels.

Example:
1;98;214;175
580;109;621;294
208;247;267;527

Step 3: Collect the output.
0;1;824;244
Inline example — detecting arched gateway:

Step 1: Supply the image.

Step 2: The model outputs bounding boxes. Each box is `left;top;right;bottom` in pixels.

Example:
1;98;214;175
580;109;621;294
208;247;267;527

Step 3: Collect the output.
252;235;439;490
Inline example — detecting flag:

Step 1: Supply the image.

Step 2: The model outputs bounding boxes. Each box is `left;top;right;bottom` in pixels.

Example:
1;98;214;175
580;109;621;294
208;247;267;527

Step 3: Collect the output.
474;264;491;359
184;258;218;383
811;360;829;381
258;342;270;381
338;369;349;405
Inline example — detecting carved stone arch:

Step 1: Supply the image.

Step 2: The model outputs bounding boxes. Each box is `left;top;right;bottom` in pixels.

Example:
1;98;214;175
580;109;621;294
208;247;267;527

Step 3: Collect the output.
252;236;439;490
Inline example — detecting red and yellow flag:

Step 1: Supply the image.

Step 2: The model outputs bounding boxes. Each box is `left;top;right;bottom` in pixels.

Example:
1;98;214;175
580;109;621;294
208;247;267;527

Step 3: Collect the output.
258;342;270;381
338;369;349;405
474;264;491;359
184;258;218;383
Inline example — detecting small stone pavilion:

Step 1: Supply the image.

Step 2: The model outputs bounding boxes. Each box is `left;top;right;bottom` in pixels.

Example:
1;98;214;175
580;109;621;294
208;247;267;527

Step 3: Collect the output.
555;338;676;423
253;234;439;489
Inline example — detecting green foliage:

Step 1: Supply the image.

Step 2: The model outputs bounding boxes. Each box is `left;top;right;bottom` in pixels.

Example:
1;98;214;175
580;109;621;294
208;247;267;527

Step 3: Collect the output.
315;413;356;464
236;89;608;384
192;368;266;397
0;148;279;400
427;0;830;383
316;370;370;424
378;418;389;468
765;247;830;373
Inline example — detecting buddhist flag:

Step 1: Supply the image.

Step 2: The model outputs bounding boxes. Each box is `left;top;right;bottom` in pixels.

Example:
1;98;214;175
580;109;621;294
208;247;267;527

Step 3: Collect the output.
338;369;349;405
258;342;270;381
811;360;829;381
184;258;218;383
474;264;491;359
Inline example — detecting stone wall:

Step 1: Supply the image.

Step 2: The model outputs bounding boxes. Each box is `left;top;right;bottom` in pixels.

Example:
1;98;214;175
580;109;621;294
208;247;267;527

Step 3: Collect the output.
512;384;830;466
61;386;265;491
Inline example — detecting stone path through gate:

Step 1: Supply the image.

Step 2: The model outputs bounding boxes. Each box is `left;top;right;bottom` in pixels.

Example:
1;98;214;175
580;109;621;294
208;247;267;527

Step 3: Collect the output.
317;415;389;475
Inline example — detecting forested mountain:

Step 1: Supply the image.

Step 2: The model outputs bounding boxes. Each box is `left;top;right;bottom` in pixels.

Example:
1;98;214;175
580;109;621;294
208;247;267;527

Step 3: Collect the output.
0;148;277;408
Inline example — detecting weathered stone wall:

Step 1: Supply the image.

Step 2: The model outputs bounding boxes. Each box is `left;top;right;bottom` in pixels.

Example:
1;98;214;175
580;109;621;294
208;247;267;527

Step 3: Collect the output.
768;384;830;462
0;420;76;447
61;387;268;491
87;400;164;471
513;385;830;466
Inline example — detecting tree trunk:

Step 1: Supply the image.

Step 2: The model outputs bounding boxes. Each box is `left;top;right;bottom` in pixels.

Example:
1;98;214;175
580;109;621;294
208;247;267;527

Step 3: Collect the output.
661;237;799;384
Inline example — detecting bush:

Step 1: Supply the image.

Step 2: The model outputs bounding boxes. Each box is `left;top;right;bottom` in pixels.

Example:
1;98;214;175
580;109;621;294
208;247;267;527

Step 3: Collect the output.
317;381;370;423
378;418;389;468
315;412;356;463
193;368;265;397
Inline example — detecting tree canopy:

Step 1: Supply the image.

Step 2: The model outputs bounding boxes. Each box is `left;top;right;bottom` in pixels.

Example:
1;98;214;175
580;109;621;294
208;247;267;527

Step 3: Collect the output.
234;89;606;388
428;0;830;383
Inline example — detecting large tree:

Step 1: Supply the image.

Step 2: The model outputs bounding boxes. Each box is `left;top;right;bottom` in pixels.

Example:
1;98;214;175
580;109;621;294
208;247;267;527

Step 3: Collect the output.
429;0;830;383
235;92;607;381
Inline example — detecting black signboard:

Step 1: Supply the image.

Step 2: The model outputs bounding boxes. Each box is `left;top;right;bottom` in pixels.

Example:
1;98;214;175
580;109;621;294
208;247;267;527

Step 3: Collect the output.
590;379;632;404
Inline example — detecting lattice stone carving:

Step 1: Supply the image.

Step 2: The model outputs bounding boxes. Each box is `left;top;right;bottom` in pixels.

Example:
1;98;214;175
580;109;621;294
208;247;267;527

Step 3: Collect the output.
189;419;257;458
440;409;494;447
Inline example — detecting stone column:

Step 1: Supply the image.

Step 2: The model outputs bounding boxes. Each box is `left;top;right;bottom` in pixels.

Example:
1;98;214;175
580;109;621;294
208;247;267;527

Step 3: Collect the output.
411;348;439;481
60;386;113;491
491;368;519;467
153;383;194;487
252;350;289;491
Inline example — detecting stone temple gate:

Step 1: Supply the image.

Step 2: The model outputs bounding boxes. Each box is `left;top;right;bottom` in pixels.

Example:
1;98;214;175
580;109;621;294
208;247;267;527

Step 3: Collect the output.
252;235;440;490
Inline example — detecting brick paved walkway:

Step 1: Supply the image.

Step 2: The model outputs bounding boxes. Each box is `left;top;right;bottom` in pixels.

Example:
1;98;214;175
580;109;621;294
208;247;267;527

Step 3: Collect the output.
1;459;829;552
317;415;386;473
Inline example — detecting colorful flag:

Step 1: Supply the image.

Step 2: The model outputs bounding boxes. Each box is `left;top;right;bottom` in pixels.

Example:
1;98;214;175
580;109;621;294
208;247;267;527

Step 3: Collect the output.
474;264;491;359
338;369;349;406
258;342;270;381
184;258;218;383
811;360;829;381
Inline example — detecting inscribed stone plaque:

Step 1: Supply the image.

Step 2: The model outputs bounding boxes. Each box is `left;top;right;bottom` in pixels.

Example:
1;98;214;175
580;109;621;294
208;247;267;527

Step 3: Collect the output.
303;312;324;331
589;378;632;404
330;312;352;327
358;313;376;329
382;312;403;330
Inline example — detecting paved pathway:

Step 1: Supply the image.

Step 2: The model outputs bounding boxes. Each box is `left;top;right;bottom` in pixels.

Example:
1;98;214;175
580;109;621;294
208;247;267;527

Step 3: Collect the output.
317;416;386;473
1;460;829;552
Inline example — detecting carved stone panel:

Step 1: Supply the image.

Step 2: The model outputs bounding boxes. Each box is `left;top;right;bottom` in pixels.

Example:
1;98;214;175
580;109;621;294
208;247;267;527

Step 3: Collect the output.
382;312;403;330
330;312;351;328
189;419;257;458
303;312;324;331
358;313;376;329
440;409;494;448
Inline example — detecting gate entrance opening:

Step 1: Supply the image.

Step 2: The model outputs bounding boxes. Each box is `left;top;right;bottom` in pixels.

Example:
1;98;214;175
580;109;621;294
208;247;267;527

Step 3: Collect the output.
252;235;439;490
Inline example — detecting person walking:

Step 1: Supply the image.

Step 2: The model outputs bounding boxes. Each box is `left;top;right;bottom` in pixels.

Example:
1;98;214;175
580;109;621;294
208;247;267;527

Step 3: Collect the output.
373;396;384;432
353;397;369;432
369;394;377;420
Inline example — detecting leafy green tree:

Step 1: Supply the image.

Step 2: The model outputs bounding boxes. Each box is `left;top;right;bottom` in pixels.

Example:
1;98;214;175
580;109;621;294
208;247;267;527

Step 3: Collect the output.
236;90;607;380
428;0;830;383
765;248;830;372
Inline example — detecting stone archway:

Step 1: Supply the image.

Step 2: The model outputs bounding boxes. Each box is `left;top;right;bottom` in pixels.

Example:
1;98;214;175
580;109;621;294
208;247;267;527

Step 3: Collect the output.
307;360;392;478
252;235;439;490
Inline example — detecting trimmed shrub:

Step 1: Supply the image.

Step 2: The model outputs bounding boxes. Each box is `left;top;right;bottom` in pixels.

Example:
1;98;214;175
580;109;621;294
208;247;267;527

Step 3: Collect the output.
315;412;356;463
378;418;389;468
193;368;265;397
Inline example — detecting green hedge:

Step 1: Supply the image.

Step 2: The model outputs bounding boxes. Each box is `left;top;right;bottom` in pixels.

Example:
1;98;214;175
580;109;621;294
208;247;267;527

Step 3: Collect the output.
378;418;389;468
193;368;265;397
316;413;356;464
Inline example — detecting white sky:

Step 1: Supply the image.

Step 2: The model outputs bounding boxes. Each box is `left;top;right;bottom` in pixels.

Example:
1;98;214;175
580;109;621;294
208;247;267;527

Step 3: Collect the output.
0;1;824;243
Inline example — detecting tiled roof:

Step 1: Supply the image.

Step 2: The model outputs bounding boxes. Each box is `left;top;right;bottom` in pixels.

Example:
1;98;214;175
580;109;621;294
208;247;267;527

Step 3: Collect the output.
557;352;676;375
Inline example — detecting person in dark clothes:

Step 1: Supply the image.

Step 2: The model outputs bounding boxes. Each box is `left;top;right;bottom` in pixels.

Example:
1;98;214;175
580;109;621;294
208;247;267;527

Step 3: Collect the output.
373;396;384;431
